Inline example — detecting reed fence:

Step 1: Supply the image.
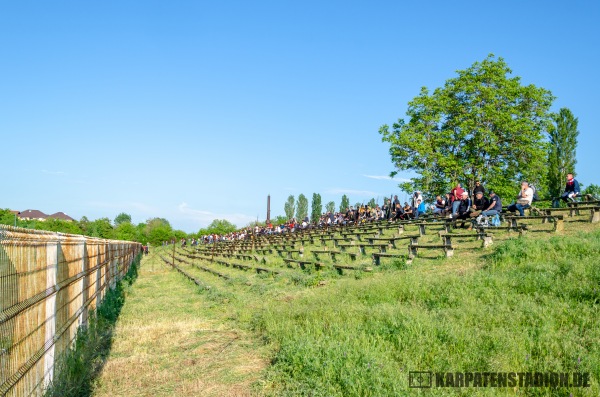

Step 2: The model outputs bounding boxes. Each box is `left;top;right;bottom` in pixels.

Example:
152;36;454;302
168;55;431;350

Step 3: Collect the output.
0;225;141;396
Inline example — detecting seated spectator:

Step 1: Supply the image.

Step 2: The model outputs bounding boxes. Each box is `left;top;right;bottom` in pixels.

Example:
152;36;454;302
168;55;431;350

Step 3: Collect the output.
415;199;427;219
444;193;453;216
391;203;404;221
561;173;580;202
403;202;413;219
507;181;534;216
482;191;502;217
469;191;489;218
412;191;423;209
452;192;471;225
433;195;446;215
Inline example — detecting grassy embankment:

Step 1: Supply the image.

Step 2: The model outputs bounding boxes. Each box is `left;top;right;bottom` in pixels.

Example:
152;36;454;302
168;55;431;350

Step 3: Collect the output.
91;219;599;397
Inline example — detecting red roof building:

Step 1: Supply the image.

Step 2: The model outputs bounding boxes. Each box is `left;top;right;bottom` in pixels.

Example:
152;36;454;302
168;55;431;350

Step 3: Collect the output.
48;212;75;222
18;209;48;221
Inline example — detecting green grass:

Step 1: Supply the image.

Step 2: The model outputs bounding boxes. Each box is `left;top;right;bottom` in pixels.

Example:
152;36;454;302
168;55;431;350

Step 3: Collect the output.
44;254;141;397
80;222;600;397
250;229;600;396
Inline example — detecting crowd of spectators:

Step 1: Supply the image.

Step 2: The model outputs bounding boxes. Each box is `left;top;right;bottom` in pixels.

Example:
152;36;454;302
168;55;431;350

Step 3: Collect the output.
194;175;583;243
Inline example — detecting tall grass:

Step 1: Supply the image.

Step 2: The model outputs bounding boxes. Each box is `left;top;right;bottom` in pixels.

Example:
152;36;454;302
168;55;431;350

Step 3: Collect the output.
252;230;600;396
44;254;141;397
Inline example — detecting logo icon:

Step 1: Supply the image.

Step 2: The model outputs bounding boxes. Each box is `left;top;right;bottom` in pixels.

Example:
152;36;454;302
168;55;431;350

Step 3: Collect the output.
409;371;432;388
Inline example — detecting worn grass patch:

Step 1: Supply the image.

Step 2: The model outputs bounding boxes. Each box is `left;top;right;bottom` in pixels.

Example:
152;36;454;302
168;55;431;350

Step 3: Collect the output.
91;253;268;397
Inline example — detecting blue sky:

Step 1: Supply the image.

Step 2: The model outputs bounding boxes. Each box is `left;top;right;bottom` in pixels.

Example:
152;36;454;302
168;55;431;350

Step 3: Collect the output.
2;1;599;232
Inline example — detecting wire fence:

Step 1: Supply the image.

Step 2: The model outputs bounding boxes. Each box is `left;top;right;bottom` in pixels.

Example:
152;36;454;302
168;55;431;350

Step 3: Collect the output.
0;225;141;397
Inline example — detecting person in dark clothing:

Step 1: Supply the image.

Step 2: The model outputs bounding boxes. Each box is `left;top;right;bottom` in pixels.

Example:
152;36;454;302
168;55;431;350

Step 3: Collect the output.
433;195;446;215
472;180;485;197
391;203;404;221
382;199;391;220
403;202;413;219
452;192;472;225
482;191;502;216
561;173;581;202
444;193;453;215
470;191;489;218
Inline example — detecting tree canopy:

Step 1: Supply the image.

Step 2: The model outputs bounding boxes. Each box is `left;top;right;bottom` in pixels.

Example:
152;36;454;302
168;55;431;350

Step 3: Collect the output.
379;54;554;201
114;212;132;225
198;219;237;236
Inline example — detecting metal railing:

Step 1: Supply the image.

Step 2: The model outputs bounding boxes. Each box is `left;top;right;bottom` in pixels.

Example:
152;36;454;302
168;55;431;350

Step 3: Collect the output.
0;225;141;396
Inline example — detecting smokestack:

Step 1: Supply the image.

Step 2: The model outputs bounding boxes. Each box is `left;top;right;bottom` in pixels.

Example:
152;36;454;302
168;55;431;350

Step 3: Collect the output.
267;194;271;224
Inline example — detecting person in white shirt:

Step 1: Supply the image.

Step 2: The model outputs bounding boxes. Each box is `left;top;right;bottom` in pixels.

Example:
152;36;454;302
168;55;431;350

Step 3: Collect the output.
507;181;533;216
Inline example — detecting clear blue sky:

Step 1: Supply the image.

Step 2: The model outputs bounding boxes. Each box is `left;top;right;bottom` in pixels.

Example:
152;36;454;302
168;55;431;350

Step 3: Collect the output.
2;1;598;232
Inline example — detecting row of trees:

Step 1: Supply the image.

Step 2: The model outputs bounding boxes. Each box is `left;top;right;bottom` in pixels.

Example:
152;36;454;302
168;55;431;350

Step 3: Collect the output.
283;193;388;224
0;210;188;246
379;54;593;202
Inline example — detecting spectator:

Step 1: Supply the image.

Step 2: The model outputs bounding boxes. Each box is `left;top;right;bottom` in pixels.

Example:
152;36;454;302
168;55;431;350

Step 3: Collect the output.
382;199;391;220
452;191;472;225
473;180;485;197
451;183;465;216
433;195;446;215
507;181;534;216
403;202;413;219
412;191;423;209
393;195;400;209
391;203;404;221
444;193;453;215
415;199;427;219
561;173;581;202
481;191;502;217
470;191;489;218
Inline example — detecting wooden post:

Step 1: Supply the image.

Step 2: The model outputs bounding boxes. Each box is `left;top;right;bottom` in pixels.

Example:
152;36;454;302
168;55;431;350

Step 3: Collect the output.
590;209;600;224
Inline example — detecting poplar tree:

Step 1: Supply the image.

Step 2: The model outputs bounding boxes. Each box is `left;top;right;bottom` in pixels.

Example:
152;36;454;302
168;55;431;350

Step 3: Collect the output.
547;108;579;198
325;201;335;214
339;195;350;212
284;195;295;220
295;194;308;221
310;193;322;223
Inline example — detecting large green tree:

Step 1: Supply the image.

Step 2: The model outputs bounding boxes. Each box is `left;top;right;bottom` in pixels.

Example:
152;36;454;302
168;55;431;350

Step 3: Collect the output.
310;193;322;223
295;194;309;221
547;108;579;198
284;195;295;220
379;54;554;201
339;195;350;212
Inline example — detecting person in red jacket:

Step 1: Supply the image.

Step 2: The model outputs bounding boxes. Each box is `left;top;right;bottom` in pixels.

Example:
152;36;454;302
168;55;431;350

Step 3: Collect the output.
450;183;465;216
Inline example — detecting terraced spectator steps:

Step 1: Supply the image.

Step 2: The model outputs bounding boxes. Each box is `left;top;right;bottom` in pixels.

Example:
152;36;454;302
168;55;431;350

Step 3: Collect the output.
538;205;600;223
504;215;565;233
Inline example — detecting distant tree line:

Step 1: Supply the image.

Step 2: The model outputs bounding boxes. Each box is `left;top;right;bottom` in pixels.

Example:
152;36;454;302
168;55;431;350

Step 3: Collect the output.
0;210;188;246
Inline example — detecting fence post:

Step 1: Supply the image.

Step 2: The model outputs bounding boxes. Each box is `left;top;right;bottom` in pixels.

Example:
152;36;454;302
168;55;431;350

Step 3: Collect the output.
80;239;89;329
42;238;58;389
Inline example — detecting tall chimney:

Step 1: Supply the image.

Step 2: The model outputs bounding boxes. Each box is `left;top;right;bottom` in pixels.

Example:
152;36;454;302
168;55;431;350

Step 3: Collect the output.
267;194;271;224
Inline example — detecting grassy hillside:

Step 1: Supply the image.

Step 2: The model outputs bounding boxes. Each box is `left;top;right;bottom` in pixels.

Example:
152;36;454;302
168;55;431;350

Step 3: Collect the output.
91;222;599;397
